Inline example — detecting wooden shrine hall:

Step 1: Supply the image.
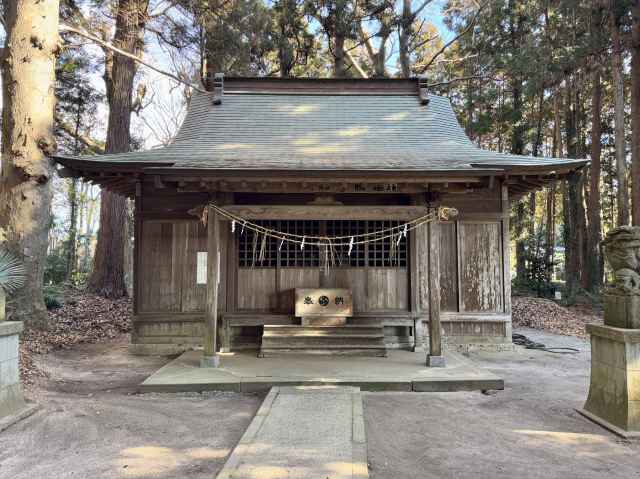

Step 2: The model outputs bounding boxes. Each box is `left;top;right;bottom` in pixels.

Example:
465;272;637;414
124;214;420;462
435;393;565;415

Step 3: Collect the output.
53;77;587;368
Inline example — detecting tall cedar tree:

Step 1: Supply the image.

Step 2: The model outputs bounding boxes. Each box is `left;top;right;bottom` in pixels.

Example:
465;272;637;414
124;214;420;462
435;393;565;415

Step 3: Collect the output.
609;2;630;226
0;0;59;328
632;0;640;225
88;0;149;298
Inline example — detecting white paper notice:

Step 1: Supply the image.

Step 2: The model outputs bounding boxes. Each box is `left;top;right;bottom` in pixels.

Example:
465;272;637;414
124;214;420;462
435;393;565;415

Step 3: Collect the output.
197;252;207;284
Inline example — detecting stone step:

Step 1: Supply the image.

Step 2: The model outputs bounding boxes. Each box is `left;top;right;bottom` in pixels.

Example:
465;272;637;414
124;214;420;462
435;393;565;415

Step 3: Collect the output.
262;339;385;349
263;331;384;339
260;348;388;357
262;337;385;347
260;325;387;357
263;325;383;336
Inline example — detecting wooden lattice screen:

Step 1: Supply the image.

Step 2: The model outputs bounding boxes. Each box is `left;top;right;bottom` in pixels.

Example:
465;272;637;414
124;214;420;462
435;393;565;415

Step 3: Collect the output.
238;220;407;268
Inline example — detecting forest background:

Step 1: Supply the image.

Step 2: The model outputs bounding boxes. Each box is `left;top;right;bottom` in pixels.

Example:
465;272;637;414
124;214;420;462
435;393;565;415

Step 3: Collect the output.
2;0;639;329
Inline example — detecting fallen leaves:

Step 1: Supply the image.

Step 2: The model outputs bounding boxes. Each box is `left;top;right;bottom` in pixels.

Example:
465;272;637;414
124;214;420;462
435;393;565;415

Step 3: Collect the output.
20;291;132;385
512;296;603;339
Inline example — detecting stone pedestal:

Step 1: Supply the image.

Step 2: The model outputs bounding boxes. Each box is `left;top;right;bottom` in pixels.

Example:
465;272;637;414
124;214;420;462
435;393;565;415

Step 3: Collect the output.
0;321;25;419
604;293;640;329
581;324;640;438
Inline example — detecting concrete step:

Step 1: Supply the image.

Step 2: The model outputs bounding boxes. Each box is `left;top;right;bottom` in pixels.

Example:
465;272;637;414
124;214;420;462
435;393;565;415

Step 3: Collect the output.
260;325;387;357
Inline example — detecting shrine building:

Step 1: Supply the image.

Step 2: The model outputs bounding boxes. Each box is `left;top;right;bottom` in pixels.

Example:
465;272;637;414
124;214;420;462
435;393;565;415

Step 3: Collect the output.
53;77;587;367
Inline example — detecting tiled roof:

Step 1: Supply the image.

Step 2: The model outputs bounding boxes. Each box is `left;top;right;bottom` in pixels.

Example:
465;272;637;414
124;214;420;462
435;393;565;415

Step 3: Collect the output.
54;88;587;172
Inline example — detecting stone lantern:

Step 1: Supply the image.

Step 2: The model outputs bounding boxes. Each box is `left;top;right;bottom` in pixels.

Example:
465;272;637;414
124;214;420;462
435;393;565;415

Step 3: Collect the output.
581;226;640;437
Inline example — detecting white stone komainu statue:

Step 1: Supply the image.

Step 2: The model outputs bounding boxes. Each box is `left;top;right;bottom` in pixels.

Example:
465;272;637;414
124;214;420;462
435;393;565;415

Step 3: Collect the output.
581;226;640;437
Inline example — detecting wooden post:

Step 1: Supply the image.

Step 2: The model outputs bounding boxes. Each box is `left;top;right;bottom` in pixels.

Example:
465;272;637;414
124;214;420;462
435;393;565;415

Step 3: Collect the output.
133;184;141;316
410;195;426;352
201;206;221;368
427;220;445;367
501;183;513;341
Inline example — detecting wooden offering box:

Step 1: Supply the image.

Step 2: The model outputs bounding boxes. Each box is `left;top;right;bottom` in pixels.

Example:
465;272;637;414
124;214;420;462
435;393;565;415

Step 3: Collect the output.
295;289;353;326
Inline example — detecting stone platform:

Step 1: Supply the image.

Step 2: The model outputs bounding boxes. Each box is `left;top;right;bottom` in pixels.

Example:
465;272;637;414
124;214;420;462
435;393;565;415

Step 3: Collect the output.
139;349;503;393
217;386;368;479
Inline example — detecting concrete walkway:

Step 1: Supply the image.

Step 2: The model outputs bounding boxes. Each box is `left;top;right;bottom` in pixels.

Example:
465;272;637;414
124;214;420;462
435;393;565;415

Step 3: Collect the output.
139;350;503;393
217;386;368;479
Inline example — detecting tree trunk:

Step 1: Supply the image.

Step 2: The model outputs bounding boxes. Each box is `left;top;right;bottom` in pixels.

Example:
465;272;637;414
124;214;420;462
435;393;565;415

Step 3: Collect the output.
0;0;59;328
398;0;411;78
563;81;585;303
544;92;563;279
65;179;79;281
631;0;640;225
333;34;346;77
276;0;297;78
610;10;630;226
586;69;603;292
88;0;148;298
511;79;527;285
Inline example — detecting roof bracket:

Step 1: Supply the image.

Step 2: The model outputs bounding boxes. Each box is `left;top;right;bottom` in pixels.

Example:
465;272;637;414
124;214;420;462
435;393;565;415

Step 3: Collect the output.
418;76;429;105
213;73;224;105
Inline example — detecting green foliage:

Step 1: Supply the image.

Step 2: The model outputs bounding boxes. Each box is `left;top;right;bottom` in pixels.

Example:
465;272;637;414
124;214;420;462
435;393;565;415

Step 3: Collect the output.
43;285;64;310
45;248;69;286
0;249;26;294
512;230;556;298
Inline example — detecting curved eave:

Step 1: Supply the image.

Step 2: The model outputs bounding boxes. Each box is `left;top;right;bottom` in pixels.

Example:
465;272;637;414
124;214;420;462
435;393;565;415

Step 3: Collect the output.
52;154;588;201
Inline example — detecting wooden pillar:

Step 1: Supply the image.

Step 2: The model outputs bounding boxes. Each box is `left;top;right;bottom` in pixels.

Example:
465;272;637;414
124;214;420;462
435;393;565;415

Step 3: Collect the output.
132;184;141;316
201;206;221;368
501;183;513;341
427;219;445;367
410;195;426;352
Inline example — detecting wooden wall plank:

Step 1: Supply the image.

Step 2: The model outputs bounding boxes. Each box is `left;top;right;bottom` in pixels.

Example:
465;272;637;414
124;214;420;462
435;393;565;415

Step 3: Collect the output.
414;224;429;314
138;222;181;312
366;268;409;311
237;268;279;311
438;222;458;312
458;222;503;312
180;221;207;312
325;269;367;312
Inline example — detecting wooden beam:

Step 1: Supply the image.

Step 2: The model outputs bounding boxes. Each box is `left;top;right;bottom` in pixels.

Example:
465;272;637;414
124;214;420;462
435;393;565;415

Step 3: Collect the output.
427;220;444;367
143;170;493;182
202;206;221;368
221;205;429;221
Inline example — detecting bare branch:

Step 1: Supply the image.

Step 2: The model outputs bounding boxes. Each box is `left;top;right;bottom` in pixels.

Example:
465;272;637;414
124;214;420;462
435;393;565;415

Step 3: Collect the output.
59;23;206;93
427;75;504;88
417;3;486;75
345;50;369;78
412;0;437;20
56;118;105;154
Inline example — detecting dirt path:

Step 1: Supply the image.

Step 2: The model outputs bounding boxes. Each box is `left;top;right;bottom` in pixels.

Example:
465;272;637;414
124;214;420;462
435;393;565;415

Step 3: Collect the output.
2;329;640;479
0;337;262;479
364;328;640;479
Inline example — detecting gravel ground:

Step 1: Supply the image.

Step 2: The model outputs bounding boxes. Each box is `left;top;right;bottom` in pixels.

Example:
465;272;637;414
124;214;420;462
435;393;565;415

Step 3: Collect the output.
1;329;639;479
